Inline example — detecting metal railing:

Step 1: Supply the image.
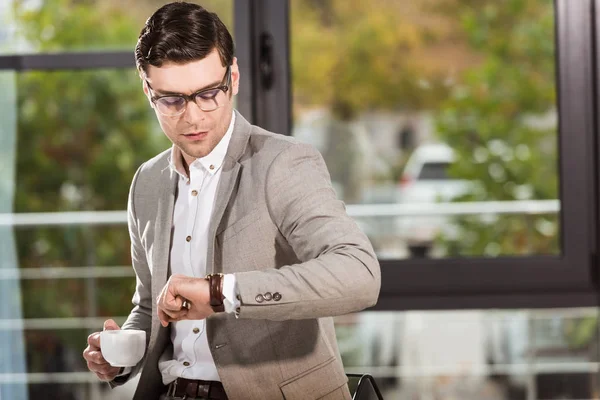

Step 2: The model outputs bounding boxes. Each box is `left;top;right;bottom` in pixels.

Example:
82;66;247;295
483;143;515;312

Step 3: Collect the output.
0;200;560;227
0;200;569;386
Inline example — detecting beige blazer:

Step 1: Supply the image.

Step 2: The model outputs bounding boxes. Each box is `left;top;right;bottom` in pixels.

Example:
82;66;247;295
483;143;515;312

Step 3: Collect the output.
112;111;381;400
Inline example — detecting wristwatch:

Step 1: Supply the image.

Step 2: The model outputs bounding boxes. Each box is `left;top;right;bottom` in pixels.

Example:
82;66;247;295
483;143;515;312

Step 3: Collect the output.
205;273;225;313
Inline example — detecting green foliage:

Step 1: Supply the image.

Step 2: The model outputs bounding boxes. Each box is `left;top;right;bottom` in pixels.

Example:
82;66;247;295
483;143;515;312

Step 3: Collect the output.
13;0;137;51
434;0;559;256
12;0;171;363
563;316;598;350
291;0;452;121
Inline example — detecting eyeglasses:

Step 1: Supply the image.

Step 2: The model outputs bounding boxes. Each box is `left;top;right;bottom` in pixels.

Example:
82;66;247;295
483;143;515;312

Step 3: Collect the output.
146;66;231;117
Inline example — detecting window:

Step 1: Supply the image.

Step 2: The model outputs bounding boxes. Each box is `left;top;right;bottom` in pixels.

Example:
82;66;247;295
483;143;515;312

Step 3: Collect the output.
288;0;598;307
1;0;233;54
0;2;234;398
2;1;600;399
336;308;600;399
416;162;451;181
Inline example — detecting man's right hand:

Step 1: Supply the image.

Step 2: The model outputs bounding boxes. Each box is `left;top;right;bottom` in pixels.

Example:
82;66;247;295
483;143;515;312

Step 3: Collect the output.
83;319;122;382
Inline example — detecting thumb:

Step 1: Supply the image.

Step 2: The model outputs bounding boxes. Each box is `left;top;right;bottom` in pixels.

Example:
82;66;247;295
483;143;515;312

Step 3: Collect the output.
103;319;121;331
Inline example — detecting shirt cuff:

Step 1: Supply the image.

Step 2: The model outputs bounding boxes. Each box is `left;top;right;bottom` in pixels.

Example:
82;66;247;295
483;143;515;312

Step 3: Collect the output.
223;274;241;316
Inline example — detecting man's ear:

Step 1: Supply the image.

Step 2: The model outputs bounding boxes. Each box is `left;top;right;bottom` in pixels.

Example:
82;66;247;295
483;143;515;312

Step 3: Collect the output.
138;68;151;97
142;80;150;97
231;57;240;96
139;75;154;108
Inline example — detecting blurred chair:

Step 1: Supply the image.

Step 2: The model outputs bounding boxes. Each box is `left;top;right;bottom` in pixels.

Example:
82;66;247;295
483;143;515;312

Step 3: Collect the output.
347;373;384;400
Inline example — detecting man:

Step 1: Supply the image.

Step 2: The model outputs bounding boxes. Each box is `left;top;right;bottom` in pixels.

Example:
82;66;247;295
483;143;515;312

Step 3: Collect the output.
82;2;380;399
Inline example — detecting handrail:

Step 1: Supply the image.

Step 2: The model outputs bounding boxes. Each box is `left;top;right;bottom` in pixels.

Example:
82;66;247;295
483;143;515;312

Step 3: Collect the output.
0;362;597;384
0;200;560;227
0;308;596;331
0;266;134;280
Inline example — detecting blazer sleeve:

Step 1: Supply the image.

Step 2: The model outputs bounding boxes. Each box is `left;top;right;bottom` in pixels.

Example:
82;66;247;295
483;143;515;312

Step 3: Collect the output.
234;143;381;320
109;163;153;387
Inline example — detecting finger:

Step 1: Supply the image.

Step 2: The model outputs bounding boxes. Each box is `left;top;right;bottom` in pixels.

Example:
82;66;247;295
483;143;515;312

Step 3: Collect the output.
169;294;185;310
87;350;108;365
103;319;121;331
157;280;170;304
160;307;188;321
83;347;96;363
158;278;185;311
159;292;184;312
96;371;118;382
158;308;170;327
166;311;188;324
87;360;112;373
180;296;191;310
87;332;101;348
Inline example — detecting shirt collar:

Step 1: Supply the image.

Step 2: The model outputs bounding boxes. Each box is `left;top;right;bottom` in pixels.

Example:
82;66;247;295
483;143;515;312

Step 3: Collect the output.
168;111;236;180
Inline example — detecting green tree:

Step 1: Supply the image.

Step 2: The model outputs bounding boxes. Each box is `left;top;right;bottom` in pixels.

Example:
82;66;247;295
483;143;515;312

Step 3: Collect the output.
432;0;559;256
10;0;219;381
291;0;462;202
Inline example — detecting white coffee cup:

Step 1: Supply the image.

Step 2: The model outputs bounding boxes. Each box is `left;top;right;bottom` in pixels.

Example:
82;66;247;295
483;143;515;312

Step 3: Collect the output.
100;329;146;367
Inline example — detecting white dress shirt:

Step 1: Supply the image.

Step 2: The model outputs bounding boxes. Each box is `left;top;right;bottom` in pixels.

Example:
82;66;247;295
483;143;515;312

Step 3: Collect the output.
157;111;238;385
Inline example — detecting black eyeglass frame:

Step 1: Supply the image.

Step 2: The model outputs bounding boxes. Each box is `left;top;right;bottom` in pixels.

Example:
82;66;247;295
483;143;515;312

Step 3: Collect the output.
145;65;232;115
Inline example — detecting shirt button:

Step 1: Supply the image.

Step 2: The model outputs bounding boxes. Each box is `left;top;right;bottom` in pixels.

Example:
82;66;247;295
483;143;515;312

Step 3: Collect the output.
193;327;200;334
186;236;192;242
183;361;190;367
209;164;215;170
255;294;264;303
263;292;272;301
273;292;282;301
191;190;198;196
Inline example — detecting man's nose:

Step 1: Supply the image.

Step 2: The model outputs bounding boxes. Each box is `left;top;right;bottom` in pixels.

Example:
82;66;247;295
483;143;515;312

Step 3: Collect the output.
182;100;206;123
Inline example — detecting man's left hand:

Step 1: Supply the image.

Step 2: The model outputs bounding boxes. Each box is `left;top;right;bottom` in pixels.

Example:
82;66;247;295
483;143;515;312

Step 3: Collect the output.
156;274;213;326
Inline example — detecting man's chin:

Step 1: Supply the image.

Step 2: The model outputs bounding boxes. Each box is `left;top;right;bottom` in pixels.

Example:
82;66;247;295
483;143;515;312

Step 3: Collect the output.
181;144;210;160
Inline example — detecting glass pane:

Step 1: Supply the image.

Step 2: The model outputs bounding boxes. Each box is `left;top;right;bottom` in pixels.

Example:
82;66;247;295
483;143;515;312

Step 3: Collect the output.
0;65;226;398
13;69;168;213
291;0;559;259
0;65;168;397
0;0;236;394
0;0;233;54
336;308;600;400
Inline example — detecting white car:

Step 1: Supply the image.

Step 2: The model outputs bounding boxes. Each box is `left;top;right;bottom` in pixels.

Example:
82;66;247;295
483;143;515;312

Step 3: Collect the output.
396;143;470;257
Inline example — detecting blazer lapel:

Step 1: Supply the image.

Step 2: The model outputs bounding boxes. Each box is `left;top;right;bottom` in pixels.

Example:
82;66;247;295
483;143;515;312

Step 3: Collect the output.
152;168;177;289
206;111;252;274
149;167;177;351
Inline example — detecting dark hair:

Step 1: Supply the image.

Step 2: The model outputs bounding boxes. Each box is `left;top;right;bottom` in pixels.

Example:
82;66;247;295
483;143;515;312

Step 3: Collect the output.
135;2;234;75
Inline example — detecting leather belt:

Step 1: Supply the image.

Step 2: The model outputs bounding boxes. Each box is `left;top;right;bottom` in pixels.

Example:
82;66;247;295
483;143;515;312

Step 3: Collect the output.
166;378;228;399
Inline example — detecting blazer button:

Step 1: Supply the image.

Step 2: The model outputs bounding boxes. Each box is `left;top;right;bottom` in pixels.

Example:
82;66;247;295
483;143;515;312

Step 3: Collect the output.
263;292;272;301
273;292;282;301
255;294;264;303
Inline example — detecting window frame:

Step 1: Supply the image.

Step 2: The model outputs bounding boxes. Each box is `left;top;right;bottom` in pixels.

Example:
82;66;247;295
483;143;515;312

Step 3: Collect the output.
1;0;598;310
279;0;600;309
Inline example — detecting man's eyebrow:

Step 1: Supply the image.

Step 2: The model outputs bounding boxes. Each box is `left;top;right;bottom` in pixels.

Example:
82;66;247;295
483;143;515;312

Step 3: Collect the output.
151;79;223;96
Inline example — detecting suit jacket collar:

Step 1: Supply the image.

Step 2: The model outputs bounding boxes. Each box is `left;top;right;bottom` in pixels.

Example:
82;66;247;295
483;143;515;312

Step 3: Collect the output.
205;110;253;273
156;110;253;279
225;109;252;164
